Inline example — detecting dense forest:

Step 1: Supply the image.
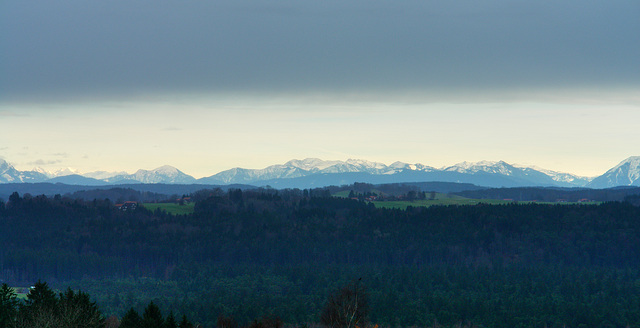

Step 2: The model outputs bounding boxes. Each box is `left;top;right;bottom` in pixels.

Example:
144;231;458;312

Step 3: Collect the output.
2;188;640;327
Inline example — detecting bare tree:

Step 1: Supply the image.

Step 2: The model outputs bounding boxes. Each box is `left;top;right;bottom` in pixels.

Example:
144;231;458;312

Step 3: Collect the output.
14;286;104;328
320;279;369;328
217;315;238;328
246;315;283;328
105;315;120;328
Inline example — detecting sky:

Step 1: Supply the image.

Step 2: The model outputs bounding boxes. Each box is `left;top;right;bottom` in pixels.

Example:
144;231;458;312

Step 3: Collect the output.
1;0;639;178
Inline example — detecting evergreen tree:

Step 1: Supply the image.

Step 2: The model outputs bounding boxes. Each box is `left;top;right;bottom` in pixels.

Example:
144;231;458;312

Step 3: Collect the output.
0;284;19;327
164;311;178;328
120;307;142;328
142;301;164;328
24;281;57;310
178;314;194;328
16;280;58;327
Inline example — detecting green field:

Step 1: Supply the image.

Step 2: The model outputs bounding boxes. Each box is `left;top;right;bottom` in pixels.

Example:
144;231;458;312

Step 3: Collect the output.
142;202;195;215
12;287;29;300
332;190;352;198
373;197;512;209
333;191;514;209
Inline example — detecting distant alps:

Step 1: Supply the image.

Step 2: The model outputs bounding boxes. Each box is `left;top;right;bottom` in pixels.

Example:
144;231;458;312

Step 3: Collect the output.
2;156;640;189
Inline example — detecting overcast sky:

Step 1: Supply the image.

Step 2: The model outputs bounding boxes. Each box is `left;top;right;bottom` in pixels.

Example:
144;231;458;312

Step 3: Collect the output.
1;0;639;178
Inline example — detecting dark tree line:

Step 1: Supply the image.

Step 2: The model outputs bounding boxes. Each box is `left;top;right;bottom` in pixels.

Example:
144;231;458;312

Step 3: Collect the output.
118;301;194;328
0;281;197;328
0;280;360;328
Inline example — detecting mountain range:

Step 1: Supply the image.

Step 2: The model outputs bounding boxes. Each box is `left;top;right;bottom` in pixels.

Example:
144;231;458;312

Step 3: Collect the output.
2;156;640;189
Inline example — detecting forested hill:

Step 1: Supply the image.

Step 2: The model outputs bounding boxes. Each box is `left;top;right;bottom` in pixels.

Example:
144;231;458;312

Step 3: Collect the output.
3;190;640;327
2;190;640;279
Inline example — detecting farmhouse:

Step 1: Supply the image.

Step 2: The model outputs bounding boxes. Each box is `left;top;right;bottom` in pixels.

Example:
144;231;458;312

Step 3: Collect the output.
115;201;138;211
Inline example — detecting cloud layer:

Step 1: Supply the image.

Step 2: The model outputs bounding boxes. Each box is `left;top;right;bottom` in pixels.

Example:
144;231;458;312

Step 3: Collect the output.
2;0;639;102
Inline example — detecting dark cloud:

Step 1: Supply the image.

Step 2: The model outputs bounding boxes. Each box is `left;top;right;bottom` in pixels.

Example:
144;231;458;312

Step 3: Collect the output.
1;0;638;102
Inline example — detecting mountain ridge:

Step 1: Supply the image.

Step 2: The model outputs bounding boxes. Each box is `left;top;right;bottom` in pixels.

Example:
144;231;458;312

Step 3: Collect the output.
1;157;638;189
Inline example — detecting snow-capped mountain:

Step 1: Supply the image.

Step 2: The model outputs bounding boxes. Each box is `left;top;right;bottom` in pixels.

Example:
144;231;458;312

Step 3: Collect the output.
0;159;49;183
0;160;198;185
199;158;397;184
199;166;308;184
389;161;438;173
517;165;592;187
1;156;639;189
445;161;517;175
199;158;590;188
588;156;640;188
52;167;82;177
30;167;133;181
285;158;347;172
30;167;84;179
32;167;54;179
105;165;197;184
83;170;129;180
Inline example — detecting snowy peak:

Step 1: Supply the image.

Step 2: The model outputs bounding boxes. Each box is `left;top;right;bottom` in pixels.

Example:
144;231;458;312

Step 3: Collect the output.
29;167;84;178
98;165;197;184
0;160;49;183
202;163;308;184
201;158;559;187
53;167;82;177
388;161;436;172
283;158;389;173
344;159;388;170
0;160;20;183
285;158;341;171
389;161;409;169
125;165;196;184
32;167;54;178
611;156;640;181
445;160;514;175
0;159;13;173
588;156;640;188
83;170;129;180
200;158;391;184
515;164;592;186
147;165;181;176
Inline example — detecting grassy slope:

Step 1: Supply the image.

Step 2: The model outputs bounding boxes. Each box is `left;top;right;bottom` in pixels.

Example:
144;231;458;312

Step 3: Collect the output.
142;203;195;215
334;191;513;209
